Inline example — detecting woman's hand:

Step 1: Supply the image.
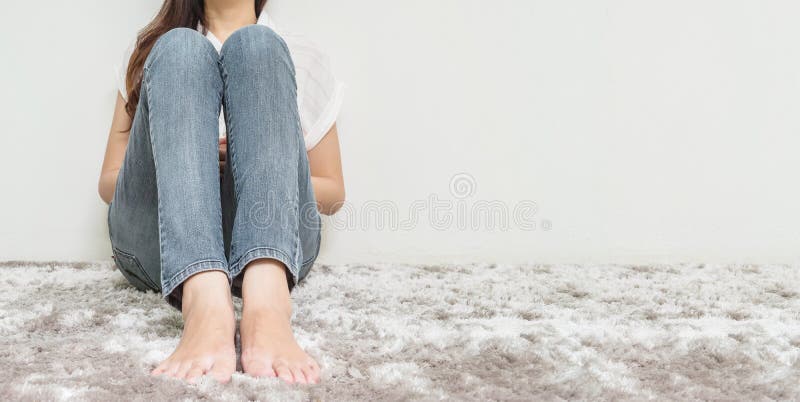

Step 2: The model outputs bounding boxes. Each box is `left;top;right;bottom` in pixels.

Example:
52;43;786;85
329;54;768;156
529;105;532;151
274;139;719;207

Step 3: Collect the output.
219;136;227;177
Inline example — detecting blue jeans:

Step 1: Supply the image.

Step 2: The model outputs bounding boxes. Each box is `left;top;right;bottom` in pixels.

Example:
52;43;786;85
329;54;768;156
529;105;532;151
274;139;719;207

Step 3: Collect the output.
108;26;322;311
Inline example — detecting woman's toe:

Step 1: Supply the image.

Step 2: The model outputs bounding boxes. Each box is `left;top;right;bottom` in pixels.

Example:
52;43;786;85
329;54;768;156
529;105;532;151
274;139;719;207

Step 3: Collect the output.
274;363;294;383
301;366;318;384
150;360;169;376
175;361;193;379
244;358;275;378
186;364;206;383
208;359;235;384
163;361;181;377
290;366;308;384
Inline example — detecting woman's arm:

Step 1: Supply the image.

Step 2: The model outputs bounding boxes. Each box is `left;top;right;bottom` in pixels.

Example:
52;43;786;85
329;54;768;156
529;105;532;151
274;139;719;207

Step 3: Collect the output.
98;93;132;205
308;124;346;215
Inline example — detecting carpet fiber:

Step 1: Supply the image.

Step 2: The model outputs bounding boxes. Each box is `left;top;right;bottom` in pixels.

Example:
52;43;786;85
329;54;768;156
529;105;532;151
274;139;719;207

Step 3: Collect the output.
1;261;799;400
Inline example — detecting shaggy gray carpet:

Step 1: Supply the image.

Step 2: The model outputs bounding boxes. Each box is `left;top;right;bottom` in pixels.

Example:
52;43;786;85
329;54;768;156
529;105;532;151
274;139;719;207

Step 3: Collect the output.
0;261;798;401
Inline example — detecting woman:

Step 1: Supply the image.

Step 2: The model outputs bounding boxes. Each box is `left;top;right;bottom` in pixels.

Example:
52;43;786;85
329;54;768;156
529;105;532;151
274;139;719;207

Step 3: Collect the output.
97;0;345;385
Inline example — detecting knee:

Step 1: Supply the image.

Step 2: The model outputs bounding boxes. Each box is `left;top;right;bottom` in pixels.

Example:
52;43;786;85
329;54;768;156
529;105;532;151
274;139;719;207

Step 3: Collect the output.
220;25;292;67
146;27;218;71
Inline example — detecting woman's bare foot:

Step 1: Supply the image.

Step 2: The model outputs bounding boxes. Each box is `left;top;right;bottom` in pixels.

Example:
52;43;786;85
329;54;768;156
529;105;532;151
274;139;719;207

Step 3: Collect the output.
239;259;321;384
150;270;237;384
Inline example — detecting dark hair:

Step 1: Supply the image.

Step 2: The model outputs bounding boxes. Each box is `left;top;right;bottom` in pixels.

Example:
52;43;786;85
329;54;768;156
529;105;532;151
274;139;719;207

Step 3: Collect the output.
124;0;268;123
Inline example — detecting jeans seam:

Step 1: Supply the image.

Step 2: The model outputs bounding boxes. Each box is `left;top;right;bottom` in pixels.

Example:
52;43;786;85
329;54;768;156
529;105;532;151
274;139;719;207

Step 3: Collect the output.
293;115;304;271
218;50;240;209
142;67;168;289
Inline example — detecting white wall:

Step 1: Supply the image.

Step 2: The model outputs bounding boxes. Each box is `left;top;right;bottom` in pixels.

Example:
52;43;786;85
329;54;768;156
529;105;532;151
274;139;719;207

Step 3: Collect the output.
2;1;800;264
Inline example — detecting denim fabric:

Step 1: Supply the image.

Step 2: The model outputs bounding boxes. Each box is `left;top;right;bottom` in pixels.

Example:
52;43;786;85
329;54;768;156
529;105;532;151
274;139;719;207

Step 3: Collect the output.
108;26;322;311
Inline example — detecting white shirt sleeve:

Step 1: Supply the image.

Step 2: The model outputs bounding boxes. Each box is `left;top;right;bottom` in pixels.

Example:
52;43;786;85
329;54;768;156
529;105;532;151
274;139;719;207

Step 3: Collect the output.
281;33;346;150
114;38;137;102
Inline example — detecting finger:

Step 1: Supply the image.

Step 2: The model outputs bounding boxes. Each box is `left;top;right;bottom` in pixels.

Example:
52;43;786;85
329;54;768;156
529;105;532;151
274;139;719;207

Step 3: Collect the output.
219;136;227;144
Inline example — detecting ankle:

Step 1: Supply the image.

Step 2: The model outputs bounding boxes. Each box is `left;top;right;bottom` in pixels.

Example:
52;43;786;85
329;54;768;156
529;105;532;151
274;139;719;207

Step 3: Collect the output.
242;302;292;321
181;270;232;311
240;259;293;317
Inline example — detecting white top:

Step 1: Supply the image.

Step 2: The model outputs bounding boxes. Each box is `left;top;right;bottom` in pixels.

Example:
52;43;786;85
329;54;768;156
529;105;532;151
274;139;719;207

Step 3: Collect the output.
114;8;345;150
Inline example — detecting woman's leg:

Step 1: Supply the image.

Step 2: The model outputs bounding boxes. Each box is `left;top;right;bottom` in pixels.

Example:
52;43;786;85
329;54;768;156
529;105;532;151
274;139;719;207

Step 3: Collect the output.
219;24;322;384
110;27;236;383
142;28;230;309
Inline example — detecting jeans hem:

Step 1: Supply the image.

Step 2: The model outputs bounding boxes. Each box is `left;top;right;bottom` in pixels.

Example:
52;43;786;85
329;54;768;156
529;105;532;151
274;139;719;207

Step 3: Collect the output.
161;259;230;310
229;247;299;291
